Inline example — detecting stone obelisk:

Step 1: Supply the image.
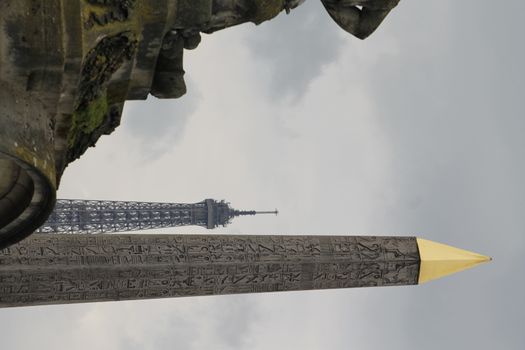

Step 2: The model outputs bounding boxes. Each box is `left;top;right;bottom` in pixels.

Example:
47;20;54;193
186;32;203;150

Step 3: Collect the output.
0;234;490;308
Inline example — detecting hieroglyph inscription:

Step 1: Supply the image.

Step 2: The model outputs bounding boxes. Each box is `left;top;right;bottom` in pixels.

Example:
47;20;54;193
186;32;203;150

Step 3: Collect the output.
0;235;420;307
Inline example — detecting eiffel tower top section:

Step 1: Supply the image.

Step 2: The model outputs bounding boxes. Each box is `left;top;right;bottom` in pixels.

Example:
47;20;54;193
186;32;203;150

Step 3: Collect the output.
37;199;278;234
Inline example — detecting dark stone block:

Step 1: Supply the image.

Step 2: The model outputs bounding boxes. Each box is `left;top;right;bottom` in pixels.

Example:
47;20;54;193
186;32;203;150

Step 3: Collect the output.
174;0;212;28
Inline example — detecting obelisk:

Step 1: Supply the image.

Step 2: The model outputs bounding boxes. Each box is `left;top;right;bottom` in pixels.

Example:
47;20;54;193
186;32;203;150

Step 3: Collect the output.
0;234;490;308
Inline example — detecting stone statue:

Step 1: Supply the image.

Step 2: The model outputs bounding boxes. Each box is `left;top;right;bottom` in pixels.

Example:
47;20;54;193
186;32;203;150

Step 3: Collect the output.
194;0;306;34
152;0;400;98
201;0;400;38
320;0;400;39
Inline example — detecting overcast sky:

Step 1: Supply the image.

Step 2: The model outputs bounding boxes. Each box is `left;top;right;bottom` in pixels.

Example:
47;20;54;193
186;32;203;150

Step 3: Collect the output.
1;1;524;349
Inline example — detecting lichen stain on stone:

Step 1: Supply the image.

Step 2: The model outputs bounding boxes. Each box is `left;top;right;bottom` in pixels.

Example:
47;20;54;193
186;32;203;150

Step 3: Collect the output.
132;2;158;23
14;146;56;189
68;91;108;147
66;32;137;161
83;0;136;29
76;32;136;109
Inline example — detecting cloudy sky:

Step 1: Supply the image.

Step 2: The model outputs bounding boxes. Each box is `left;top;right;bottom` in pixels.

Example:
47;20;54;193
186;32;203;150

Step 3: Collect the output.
1;1;524;349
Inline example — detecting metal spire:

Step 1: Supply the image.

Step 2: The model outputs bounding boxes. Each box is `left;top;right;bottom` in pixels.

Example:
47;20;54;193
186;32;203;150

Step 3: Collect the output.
416;238;492;284
233;209;279;216
37;199;278;234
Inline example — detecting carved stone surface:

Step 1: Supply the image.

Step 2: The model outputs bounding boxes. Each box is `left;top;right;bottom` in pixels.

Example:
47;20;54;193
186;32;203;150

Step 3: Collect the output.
84;0;136;29
320;0;400;39
67;32;138;162
0;234;420;307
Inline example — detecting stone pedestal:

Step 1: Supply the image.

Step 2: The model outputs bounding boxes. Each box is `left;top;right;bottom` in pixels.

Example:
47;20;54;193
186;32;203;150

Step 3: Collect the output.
0;1;62;248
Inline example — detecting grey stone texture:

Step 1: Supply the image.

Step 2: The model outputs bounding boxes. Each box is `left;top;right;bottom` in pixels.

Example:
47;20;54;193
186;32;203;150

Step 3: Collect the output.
0;83;56;250
1;0;69;248
0;234;420;307
320;0;400;39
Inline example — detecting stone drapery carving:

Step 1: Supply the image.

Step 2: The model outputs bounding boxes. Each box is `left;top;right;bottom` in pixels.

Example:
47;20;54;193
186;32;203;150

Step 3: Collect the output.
320;0;400;39
152;0;401;98
199;0;400;37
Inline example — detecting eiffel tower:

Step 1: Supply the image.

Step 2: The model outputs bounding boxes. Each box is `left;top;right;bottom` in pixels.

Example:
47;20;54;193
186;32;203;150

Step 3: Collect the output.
36;199;278;234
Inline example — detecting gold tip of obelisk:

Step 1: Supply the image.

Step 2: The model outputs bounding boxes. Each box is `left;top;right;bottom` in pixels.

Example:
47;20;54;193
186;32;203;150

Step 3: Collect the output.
416;238;491;284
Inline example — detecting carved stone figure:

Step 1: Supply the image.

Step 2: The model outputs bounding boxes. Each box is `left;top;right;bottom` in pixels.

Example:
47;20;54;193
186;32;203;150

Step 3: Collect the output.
200;0;400;38
151;31;187;99
179;0;300;34
152;0;400;98
320;0;400;39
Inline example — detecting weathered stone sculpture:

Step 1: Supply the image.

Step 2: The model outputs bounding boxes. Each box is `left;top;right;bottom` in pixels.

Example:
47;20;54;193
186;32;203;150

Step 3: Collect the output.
152;0;401;97
0;0;401;248
320;0;400;39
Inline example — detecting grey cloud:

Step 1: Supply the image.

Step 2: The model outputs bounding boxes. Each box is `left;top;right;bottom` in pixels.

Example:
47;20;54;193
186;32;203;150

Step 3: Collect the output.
0;297;259;350
1;1;524;350
130;298;257;350
122;84;201;160
243;1;346;102
362;0;525;233
206;297;258;350
351;1;525;349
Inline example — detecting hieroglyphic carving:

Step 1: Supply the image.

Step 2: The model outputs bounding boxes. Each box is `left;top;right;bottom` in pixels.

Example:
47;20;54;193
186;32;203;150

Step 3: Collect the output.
0;234;420;307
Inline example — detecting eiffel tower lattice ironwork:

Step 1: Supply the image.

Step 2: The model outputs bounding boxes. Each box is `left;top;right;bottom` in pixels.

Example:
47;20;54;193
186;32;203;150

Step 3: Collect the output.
36;199;277;234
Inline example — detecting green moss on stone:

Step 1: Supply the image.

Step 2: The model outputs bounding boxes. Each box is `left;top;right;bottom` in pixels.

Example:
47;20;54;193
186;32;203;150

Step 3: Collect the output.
68;91;109;147
249;0;286;25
